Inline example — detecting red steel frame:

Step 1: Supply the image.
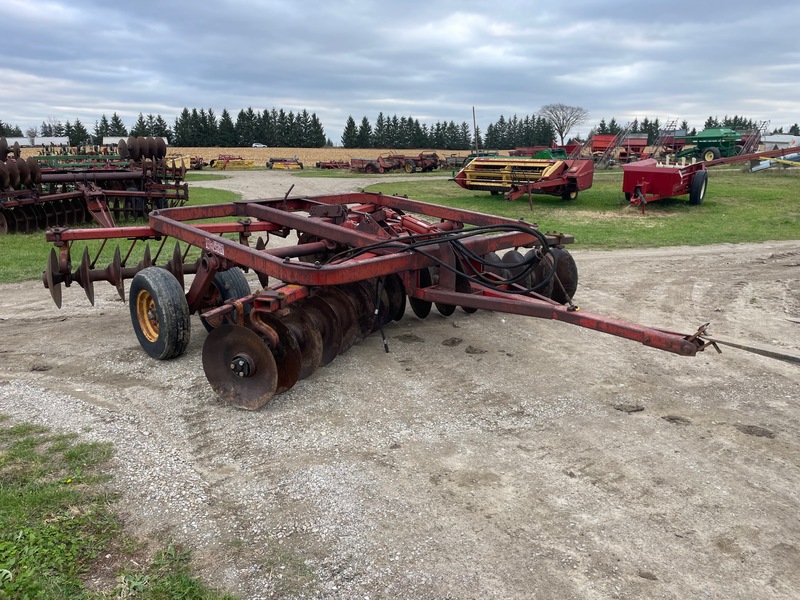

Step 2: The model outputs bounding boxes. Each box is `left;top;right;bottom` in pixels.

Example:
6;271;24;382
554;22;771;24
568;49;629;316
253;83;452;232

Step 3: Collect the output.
46;191;710;357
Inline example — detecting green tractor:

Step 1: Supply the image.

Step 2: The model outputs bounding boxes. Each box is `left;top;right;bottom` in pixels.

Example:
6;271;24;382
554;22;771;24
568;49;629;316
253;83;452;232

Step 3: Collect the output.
675;128;746;162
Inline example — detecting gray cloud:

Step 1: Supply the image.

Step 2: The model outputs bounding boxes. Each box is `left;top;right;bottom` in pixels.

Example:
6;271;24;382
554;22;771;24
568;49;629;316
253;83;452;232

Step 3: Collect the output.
4;0;799;140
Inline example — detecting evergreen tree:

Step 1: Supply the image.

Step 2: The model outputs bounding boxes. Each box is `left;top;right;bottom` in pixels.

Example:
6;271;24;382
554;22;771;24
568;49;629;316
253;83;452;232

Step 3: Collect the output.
93;114;111;144
308;113;326;147
108;113;128;137
153;115;171;142
373;112;387;148
789;123;800;136
69;119;91;146
356;116;372;148
341;116;358;148
597;119;608;134
130;113;149;137
173;108;191;146
218;109;237;146
39;120;53;137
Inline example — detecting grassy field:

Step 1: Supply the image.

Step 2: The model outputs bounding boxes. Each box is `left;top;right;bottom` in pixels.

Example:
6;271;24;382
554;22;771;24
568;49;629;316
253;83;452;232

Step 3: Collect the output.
1;166;798;284
362;166;800;249
0;415;233;599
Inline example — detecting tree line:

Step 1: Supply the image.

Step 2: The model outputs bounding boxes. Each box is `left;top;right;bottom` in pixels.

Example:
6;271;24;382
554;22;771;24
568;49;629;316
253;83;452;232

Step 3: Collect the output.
7;107;800;149
340;112;557;151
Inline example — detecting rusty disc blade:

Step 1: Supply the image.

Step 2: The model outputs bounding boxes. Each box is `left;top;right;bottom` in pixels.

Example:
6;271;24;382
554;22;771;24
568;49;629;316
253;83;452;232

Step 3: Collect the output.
202;325;278;410
77;246;95;306
6;161;19;189
0;162;9;189
12;142;20;159
275;305;323;380
16;158;30;187
527;250;555;297
299;294;343;366
155;137;167;159
138;136;150;160
127;136;140;161
109;245;124;300
45;247;62;308
253;311;302;394
26;157;41;185
383;273;406;322
12;207;29;233
0;211;8;235
337;282;375;340
0;137;7;161
117;138;129;159
409;267;432;319
30;204;47;229
315;285;360;354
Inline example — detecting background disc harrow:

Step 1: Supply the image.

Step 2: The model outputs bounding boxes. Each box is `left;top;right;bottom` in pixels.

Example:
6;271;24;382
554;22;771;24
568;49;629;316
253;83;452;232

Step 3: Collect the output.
1;136;185;235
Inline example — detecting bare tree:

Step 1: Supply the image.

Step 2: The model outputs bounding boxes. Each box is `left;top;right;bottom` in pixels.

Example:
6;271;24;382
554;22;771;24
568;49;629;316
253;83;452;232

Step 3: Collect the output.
539;104;589;145
25;126;38;145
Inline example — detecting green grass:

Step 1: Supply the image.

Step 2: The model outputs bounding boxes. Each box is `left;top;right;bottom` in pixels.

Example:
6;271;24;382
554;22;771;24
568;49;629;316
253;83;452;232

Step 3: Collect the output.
2;167;798;285
363;167;800;248
184;173;231;182
0;415;234;599
0;187;239;284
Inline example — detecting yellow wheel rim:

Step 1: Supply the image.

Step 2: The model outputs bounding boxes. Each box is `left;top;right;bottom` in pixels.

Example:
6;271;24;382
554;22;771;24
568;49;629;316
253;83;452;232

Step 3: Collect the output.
136;289;159;342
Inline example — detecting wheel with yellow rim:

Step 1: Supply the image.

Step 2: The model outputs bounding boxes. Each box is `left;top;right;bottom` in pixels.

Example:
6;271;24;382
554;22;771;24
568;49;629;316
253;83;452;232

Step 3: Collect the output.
129;267;190;359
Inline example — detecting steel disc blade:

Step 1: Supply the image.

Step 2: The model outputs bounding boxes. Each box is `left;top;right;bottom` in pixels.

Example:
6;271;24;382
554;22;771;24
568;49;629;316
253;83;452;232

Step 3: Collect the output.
275;305;323;380
0;162;9;189
0;137;7;160
77;246;95;306
299;295;343;366
16;159;30;187
26;157;41;185
138;137;149;160
109;246;124;300
155;137;167;159
337;282;375;340
6;161;19;189
253;311;302;394
45;248;62;308
202;325;278;410
383;273;406;322
409;267;432;319
12;207;30;233
30;204;47;230
316;285;360;354
0;211;8;235
527;250;555;297
11;142;20;159
117;138;129;159
127;136;140;161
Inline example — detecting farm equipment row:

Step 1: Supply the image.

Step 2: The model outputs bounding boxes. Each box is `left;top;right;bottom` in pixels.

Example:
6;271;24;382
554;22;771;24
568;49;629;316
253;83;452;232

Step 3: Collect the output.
452;156;594;203
0;136;188;235
43;191;711;410
349;152;444;174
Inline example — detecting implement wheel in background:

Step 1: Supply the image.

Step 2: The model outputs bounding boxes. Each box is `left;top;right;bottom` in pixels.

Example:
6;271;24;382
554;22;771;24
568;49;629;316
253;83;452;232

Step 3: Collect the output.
689;170;708;205
129;267;190;360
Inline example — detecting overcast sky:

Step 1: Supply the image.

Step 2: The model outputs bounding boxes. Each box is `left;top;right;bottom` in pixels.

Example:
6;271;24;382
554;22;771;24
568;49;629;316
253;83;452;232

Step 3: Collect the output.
3;0;799;142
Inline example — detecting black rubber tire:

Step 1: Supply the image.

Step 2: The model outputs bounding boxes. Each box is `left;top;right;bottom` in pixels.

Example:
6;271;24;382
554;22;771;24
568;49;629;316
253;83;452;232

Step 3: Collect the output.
129;267;190;360
702;147;721;162
549;248;579;303
364;164;377;174
200;268;252;332
405;160;416;173
689;170;708;205
734;144;744;155
561;187;578;201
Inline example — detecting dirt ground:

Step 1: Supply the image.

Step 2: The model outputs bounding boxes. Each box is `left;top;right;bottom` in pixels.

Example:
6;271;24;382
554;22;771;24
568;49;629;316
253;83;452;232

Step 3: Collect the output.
1;170;799;599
